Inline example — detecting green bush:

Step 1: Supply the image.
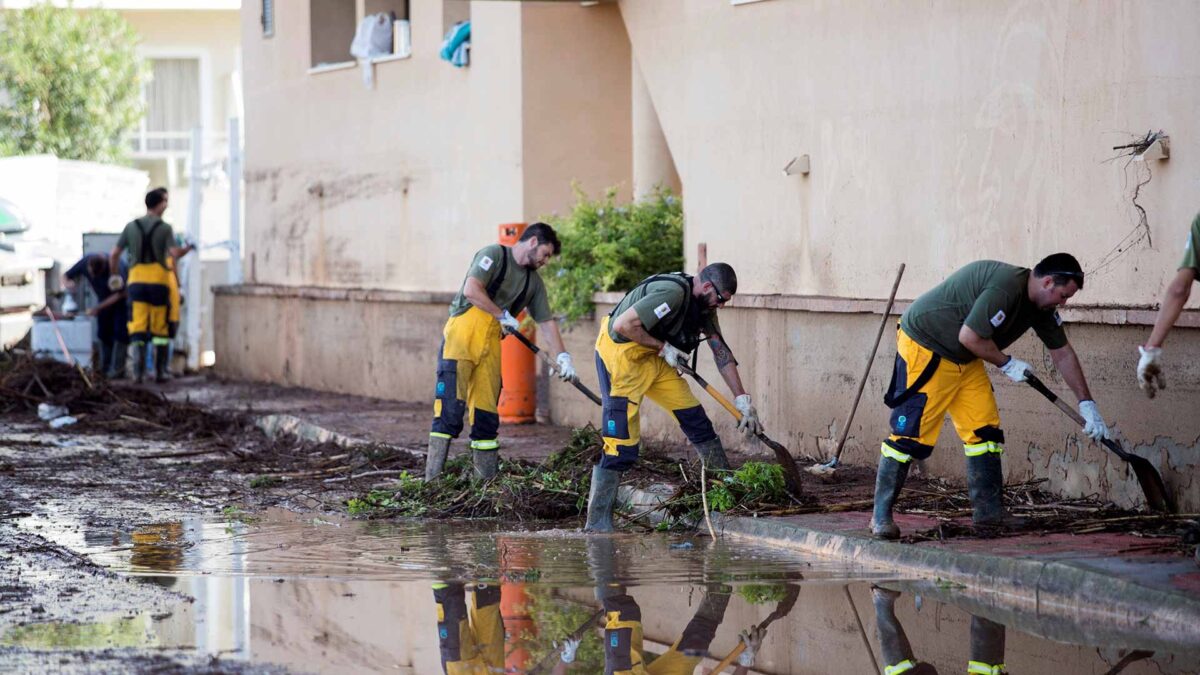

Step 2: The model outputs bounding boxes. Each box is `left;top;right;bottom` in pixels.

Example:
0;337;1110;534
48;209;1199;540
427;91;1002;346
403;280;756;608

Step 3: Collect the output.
0;4;146;163
544;186;684;324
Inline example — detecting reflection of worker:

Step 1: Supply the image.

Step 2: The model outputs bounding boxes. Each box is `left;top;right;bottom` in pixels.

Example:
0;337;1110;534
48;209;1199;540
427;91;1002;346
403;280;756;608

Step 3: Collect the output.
426;223;576;482
873;255;1109;539
108;188;194;384
129;521;186;572
61;253;128;378
1136;212;1200;398
432;582;505;675
872;586;1006;675
585;263;763;532
587;539;762;675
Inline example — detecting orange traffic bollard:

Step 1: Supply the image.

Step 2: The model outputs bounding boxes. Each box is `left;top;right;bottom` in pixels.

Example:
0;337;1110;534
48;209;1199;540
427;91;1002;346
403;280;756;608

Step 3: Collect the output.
497;223;537;424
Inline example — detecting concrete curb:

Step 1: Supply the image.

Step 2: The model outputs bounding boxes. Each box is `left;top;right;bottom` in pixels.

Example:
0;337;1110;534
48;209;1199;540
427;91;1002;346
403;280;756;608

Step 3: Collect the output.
254;414;423;459
712;512;1200;646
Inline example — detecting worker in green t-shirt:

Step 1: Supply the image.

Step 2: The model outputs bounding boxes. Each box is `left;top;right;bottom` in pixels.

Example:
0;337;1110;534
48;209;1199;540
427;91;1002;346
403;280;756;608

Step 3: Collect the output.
426;223;575;481
1136;211;1200;398
873;254;1111;540
108;187;193;384
584;262;763;532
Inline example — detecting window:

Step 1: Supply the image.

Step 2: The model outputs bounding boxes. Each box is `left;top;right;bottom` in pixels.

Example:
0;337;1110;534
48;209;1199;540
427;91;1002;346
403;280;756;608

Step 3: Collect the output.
309;0;357;68
136;58;201;154
443;0;469;36
261;0;274;37
309;0;410;69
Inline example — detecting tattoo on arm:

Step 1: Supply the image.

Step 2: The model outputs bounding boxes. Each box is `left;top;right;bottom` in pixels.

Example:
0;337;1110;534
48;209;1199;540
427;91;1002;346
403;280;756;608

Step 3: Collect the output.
709;336;734;369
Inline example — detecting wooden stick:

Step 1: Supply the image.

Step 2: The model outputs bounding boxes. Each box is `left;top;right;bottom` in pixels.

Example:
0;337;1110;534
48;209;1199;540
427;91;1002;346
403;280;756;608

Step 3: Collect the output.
43;308;93;390
823;263;905;467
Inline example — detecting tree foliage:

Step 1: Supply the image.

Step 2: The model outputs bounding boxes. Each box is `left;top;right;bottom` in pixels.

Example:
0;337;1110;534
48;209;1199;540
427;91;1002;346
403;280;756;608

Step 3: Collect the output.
544;186;684;324
0;4;145;163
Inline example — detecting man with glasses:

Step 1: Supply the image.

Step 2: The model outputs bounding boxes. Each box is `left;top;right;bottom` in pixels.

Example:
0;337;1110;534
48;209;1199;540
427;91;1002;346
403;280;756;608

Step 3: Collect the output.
872;253;1112;540
584;262;763;532
1136;211;1199;398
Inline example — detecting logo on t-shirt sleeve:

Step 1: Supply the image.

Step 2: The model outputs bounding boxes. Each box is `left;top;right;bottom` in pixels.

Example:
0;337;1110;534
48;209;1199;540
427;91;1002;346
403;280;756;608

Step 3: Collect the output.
1053;311;1063;326
990;310;1006;327
478;255;493;271
654;302;672;319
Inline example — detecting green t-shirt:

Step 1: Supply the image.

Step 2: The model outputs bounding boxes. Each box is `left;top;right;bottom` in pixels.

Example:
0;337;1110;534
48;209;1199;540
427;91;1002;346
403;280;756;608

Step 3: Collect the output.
448;244;551;322
608;275;721;345
117;216;174;266
1179;212;1200;274
900;260;1068;364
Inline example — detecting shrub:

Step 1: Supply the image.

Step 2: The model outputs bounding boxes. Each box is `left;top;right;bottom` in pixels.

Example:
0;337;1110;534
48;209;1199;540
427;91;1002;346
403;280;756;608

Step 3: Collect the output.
544;186;683;324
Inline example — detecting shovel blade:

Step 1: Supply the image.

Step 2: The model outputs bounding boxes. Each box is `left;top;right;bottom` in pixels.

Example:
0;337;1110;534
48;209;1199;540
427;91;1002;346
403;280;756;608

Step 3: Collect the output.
1128;454;1174;513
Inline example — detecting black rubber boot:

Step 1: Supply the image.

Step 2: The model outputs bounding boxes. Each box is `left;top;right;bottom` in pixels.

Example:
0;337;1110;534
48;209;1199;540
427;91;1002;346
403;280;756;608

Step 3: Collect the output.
108;341;128;379
472;449;498;480
584;466;621;533
871;455;910;540
967;453;1007;528
693;437;731;471
425;435;451;481
132;342;147;384
154;345;170;383
969;615;1006;671
678;585;733;655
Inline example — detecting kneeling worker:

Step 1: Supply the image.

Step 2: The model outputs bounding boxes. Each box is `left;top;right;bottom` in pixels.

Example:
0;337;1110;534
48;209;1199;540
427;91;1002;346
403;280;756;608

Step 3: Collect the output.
426;223;575;481
585;263;763;532
873;254;1112;539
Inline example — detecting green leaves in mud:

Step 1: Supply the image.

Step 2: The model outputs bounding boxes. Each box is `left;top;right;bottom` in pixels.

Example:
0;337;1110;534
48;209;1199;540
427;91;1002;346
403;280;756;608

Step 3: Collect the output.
738;583;791;605
346;426;604;520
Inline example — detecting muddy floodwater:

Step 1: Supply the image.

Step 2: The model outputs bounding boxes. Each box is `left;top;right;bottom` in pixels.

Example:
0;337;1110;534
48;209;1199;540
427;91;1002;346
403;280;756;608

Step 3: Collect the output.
3;508;1197;674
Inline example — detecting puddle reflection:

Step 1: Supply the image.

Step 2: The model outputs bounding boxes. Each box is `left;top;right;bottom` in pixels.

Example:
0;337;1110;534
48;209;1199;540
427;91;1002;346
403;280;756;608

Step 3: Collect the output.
9;511;1200;673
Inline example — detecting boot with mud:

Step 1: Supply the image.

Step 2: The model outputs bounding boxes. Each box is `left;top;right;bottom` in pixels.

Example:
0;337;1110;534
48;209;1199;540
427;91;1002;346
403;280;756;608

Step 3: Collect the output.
425;435;451;481
584;466;622;533
132;342;147;384
967;453;1020;533
693;437;731;471
153;345;171;383
472;448;498;481
870;455;910;540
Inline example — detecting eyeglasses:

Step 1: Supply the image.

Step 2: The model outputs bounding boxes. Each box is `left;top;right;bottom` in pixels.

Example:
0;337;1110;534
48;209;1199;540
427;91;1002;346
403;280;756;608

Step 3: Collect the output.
711;287;732;305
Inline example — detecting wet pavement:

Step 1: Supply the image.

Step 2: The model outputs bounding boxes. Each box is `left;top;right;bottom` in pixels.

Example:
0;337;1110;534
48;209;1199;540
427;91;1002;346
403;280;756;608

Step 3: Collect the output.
4;506;1200;674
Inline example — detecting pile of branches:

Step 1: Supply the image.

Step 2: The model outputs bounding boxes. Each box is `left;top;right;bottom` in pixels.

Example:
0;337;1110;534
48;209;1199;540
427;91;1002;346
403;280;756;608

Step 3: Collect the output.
0;350;250;445
347;424;806;526
898;477;1199;553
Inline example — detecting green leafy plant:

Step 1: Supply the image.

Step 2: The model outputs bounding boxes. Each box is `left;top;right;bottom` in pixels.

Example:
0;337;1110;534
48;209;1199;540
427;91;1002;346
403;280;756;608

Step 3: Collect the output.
738;584;789;605
249;475;282;489
544;186;684;324
0;3;147;162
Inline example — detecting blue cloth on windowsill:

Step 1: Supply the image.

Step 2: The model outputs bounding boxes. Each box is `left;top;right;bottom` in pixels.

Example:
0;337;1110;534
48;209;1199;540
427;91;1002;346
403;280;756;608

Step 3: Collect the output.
440;20;470;67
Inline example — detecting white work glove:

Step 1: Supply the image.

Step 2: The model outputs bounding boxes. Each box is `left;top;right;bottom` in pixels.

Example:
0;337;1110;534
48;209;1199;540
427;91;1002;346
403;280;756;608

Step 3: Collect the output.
1136;346;1165;399
1078;400;1112;441
558;637;580;664
555;352;576;382
658;342;685;369
998;356;1031;383
498;310;521;334
734;394;763;437
107;275;124;291
737;626;765;667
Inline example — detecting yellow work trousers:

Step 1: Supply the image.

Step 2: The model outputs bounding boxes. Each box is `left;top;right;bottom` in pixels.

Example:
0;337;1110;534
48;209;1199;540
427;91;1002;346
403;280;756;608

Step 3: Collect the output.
433;583;505;675
167;258;181;337
431;307;503;451
594;317;716;471
126;262;172;345
882;329;1004;463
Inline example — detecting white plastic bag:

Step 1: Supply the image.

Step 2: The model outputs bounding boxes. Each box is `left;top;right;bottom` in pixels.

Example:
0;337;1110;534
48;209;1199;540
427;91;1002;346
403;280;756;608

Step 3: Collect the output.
350;13;394;60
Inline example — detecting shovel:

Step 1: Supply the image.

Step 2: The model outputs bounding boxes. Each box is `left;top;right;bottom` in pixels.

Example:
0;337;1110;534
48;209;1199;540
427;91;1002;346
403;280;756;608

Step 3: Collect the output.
1024;371;1173;513
709;584;800;672
676;363;804;499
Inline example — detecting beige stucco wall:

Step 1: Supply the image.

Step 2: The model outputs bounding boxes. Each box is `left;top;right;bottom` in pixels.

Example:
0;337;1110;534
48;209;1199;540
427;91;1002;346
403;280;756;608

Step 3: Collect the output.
617;0;1200;307
238;0;630;291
